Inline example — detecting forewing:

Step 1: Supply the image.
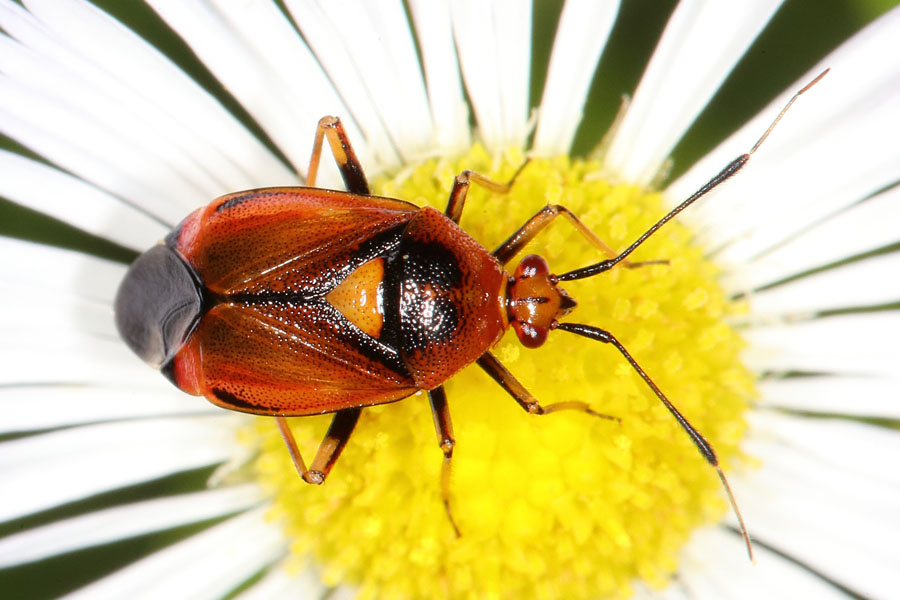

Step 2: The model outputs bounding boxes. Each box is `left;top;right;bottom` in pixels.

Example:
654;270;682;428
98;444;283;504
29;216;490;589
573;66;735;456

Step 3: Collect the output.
181;301;418;416
175;187;418;295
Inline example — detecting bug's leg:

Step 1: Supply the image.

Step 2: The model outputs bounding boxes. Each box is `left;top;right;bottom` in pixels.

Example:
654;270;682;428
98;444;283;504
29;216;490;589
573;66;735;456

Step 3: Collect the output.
306;116;370;195
276;416;310;476
428;386;461;537
475;352;618;421
275;408;363;484
444;160;531;224
477;347;752;559
552;322;754;559
492;204;664;269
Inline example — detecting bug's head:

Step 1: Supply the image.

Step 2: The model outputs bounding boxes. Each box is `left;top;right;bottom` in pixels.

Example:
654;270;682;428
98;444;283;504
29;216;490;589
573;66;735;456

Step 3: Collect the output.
114;244;203;369
506;254;576;348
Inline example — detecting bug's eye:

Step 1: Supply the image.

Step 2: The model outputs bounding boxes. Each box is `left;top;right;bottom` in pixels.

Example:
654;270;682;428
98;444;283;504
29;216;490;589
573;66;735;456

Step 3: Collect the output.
514;254;549;279
512;321;549;348
115;245;203;368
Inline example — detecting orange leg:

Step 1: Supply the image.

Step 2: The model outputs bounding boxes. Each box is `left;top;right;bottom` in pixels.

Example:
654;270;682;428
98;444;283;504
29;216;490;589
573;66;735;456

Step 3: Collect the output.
428;386;461;536
492;204;667;269
276;409;362;485
475;352;619;421
476;341;751;558
306;115;370;195
444;160;531;224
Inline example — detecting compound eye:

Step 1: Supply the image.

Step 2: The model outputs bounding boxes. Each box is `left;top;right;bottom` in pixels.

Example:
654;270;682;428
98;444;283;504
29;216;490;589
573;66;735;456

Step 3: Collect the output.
512;321;549;349
514;254;549;279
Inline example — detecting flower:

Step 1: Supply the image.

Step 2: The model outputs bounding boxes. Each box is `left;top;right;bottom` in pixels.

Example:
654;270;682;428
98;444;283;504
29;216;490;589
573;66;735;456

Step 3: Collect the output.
2;1;899;599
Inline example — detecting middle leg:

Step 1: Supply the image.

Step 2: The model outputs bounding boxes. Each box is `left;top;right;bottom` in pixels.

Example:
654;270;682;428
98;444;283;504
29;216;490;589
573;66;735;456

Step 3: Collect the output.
492;204;667;269
475;352;619;421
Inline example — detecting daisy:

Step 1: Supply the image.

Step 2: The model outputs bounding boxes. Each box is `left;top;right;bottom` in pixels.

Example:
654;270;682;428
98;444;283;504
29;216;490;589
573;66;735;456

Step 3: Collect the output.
1;0;899;598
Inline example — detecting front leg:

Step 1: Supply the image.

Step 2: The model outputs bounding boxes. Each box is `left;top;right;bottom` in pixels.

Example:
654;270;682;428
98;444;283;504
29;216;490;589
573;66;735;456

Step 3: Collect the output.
306;116;370;195
443;160;531;224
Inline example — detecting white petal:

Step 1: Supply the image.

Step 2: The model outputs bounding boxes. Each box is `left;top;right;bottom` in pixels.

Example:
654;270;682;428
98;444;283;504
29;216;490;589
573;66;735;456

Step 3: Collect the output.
0;24;218;206
63;507;286;600
0;70;199;223
706;89;900;265
492;0;532;148
742;313;899;376
4;0;291;205
235;564;324;600
325;0;434;157
668;6;900;260
278;2;395;173
19;0;293;189
749;410;900;487
450;0;502;150
533;0;619;156
745;252;900;317
669;530;746;600
0;241;121;341
0;485;263;568
298;0;433;162
207;0;371;167
735;412;900;598
0;332;153;386
328;586;360;600
0;415;241;522
0;237;124;304
285;0;430;170
605;0;784;184
670;5;900;206
0;292;114;339
451;0;532;152
408;0;471;153
633;580;691;600
674;527;851;600
1;385;215;434
143;0;314;178
0;151;167;250
721;185;900;292
758;375;900;419
195;1;359;190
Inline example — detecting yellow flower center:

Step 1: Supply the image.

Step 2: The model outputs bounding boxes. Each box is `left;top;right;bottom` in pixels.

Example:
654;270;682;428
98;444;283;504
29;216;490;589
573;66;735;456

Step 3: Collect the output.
248;145;754;599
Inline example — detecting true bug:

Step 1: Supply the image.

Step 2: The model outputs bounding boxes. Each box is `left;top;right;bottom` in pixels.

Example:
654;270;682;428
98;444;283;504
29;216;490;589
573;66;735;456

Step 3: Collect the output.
115;70;828;560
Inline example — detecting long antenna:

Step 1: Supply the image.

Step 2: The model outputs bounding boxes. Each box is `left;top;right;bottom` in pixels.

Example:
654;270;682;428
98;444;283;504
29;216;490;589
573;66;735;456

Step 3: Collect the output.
554;69;831;561
556;322;754;560
558;68;830;283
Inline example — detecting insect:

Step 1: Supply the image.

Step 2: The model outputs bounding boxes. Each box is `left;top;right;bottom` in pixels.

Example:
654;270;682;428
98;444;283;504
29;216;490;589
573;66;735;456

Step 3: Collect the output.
115;70;827;560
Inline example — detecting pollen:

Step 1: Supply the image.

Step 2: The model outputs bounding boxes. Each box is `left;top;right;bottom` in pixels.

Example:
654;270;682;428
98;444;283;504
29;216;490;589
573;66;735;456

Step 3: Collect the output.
248;146;754;599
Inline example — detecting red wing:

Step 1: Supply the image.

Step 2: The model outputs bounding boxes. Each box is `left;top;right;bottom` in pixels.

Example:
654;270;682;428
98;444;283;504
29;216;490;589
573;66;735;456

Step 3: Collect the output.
175;187;418;295
179;301;419;416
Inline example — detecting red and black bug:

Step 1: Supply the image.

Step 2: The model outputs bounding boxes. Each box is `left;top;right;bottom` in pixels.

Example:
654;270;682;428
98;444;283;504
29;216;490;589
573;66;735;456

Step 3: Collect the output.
115;71;827;558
